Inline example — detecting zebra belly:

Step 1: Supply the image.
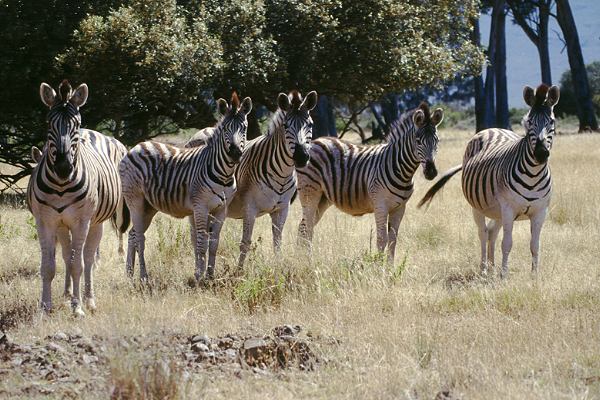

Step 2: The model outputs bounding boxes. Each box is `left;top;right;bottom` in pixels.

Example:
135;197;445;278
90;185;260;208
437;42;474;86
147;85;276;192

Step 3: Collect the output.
227;182;294;219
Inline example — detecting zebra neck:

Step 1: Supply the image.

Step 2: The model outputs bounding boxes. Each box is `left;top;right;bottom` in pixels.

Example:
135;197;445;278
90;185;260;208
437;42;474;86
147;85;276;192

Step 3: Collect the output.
206;129;236;186
385;127;420;181
519;137;548;176
40;152;83;189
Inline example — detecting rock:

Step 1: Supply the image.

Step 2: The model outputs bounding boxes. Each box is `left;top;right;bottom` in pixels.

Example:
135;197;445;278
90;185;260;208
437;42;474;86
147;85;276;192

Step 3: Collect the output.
224;348;238;360
82;354;98;365
46;342;66;353
272;325;302;337
53;332;68;341
11;357;23;367
195;351;216;362
217;337;234;349
242;338;273;367
191;335;210;345
191;342;209;353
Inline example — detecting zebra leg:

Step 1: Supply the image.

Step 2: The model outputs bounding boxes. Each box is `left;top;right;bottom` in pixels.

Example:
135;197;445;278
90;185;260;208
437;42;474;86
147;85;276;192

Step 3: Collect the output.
529;208;547;274
270;206;289;257
192;207;210;281
487;219;501;270
238;210;257;268
37;220;58;312
189;215;197;253
131;207;157;282
69;220;91;317
297;191;322;247
386;205;406;264
472;209;489;274
57;226;72;298
207;207;226;278
126;229;136;278
500;204;516;279
374;206;389;255
83;224;103;311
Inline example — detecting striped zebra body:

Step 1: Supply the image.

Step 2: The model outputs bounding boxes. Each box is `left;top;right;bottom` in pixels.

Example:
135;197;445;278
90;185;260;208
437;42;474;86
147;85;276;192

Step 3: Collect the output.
419;84;559;277
28;81;128;315
297;103;444;263
120;94;252;281
222;91;316;266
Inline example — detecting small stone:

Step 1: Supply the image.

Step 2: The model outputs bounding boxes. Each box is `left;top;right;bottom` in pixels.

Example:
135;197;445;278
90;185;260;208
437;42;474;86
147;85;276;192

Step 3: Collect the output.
82;354;98;364
272;325;301;337
46;342;66;353
196;351;216;362
224;348;238;360
191;342;209;353
53;332;68;341
11;357;23;367
71;327;83;337
217;337;234;349
191;334;210;345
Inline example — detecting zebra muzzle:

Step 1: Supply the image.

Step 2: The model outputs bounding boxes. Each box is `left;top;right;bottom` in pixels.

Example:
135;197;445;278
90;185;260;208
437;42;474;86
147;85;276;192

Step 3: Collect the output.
423;161;438;180
293;146;310;168
534;142;550;163
228;145;243;162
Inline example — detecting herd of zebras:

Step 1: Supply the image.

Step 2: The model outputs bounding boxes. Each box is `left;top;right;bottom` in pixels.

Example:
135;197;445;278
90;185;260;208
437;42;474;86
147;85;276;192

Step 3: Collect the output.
26;80;559;316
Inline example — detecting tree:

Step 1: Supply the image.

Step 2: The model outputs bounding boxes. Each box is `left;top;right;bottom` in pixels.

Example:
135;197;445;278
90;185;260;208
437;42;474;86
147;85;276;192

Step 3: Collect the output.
555;0;598;131
59;0;223;144
494;0;510;129
0;0;124;192
555;61;600;118
264;0;485;137
508;0;553;85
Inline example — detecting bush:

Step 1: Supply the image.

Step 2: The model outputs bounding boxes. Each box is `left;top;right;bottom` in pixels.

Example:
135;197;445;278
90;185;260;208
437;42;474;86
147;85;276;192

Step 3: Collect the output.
555;61;600;118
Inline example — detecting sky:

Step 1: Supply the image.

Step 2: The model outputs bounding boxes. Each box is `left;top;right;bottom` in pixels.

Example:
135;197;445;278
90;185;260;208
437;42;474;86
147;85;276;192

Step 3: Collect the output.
479;0;600;107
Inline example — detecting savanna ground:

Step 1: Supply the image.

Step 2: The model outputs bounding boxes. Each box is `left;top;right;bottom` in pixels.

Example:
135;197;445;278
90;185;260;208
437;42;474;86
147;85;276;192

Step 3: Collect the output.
0;124;599;399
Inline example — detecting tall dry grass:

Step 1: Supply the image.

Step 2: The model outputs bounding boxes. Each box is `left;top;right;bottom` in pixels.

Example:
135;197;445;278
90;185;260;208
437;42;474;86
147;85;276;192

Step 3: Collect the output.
0;129;599;399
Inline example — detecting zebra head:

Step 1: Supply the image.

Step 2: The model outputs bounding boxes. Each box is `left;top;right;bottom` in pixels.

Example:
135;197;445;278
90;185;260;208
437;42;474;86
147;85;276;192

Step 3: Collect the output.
412;103;444;180
39;80;88;182
216;92;252;163
277;90;318;167
522;84;560;164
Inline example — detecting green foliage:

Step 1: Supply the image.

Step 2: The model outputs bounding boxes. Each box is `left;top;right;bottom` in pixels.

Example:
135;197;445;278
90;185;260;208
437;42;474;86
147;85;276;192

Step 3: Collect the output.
59;0;222;144
555;61;600;117
233;262;286;312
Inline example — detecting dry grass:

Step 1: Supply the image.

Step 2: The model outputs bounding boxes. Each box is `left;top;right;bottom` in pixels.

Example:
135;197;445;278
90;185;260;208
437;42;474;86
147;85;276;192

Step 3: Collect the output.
0;129;599;399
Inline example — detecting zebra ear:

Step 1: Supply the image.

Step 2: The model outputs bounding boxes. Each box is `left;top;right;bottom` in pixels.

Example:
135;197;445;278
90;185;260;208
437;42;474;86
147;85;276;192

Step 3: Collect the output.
240;97;253;116
431;108;444;126
40;83;57;108
523;86;536;107
278;93;291;112
69;83;88;108
546;85;560;107
31;146;42;163
413;109;426;128
217;98;229;116
302;91;318;111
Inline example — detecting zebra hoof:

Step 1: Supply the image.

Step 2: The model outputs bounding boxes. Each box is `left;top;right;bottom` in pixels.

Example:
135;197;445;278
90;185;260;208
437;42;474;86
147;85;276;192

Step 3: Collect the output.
85;297;97;312
72;305;86;318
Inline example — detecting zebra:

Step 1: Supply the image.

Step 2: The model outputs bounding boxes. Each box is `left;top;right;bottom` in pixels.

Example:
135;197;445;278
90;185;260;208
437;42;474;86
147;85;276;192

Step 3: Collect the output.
188;90;316;267
120;93;252;281
28;80;129;315
185;127;215;148
297;102;444;263
31;145;126;262
418;84;560;278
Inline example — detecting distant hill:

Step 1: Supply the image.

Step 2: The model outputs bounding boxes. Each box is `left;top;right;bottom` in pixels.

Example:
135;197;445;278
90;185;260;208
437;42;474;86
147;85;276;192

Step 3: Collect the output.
480;0;600;107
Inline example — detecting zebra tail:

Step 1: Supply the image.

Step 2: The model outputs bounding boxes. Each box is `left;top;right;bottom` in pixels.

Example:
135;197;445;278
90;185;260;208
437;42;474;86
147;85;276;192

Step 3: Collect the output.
111;198;131;234
417;165;462;209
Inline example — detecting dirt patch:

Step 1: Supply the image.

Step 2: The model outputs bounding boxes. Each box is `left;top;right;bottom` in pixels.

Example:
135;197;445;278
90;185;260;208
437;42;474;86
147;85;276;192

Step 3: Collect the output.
0;325;327;398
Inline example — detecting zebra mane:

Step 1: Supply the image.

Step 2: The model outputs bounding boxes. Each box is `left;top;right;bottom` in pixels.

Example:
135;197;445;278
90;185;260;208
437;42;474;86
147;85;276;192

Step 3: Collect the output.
59;80;72;104
386;102;431;143
265;108;286;138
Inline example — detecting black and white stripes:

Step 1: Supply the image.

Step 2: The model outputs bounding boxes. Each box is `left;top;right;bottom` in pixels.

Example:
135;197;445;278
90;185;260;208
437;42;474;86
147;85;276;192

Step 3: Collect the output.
419;84;560;277
296;103;444;263
27;80;128;315
120;93;252;281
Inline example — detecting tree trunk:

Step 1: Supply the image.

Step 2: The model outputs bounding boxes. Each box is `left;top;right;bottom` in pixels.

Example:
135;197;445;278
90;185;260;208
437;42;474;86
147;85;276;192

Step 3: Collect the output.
538;2;552;84
494;0;510;129
472;17;486;133
555;0;598;131
313;95;337;138
483;4;497;129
